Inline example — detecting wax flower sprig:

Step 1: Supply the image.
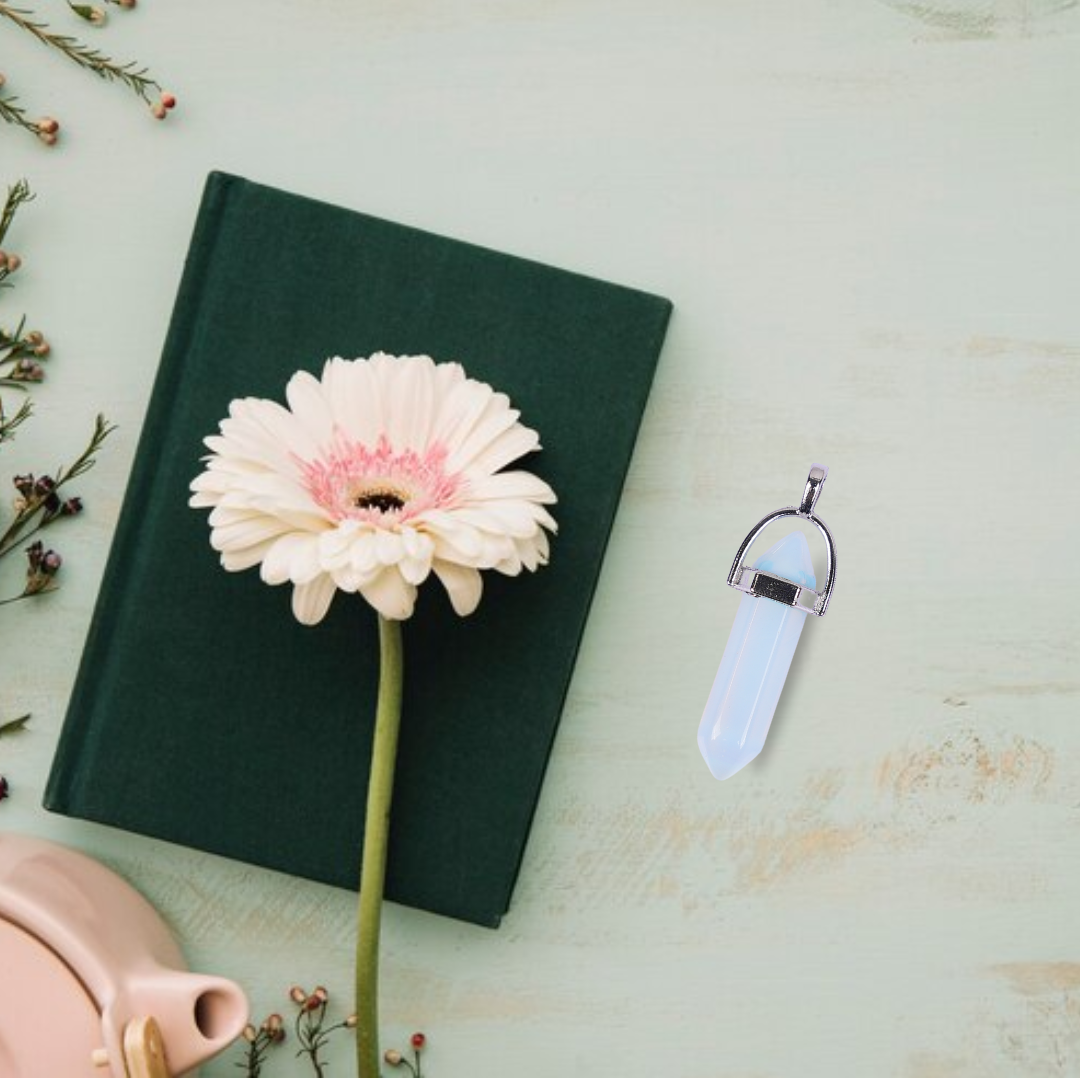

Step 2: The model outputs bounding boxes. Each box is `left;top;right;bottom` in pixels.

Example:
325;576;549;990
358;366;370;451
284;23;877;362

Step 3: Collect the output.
237;1012;285;1079
238;985;362;1078
0;1;176;144
1;178;112;727
384;1032;427;1078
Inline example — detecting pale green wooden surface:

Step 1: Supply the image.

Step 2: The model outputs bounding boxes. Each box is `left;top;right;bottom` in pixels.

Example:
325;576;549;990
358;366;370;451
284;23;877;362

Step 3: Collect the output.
3;2;1079;1076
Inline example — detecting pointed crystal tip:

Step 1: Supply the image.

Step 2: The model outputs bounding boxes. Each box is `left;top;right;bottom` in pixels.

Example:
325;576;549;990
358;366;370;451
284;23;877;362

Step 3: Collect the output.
752;530;816;590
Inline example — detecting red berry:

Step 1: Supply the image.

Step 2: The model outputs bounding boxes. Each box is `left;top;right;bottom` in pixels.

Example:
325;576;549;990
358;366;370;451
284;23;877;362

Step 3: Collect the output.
161;91;177;110
410;1032;426;1049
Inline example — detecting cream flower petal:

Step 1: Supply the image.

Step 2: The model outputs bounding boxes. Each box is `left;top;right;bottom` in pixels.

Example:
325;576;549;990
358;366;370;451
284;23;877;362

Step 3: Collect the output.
221;539;278;572
433;560;483;616
286;370;337;448
443;395;521;475
292;573;337;625
460;424;542;479
210;515;292;552
192;354;557;626
262;534;315;586
464;470;557;504
359;567;418;621
386;354;437;450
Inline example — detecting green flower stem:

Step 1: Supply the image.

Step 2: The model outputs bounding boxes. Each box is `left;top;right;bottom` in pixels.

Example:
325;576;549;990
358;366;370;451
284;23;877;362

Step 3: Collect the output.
356;614;404;1077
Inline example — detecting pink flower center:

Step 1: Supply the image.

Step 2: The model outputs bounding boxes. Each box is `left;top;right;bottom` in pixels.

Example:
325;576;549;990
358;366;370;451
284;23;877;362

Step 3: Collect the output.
298;433;462;524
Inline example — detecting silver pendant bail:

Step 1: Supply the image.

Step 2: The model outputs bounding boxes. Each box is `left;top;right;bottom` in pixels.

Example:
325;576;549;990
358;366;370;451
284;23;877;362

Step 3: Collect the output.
726;464;838;616
799;464;828;517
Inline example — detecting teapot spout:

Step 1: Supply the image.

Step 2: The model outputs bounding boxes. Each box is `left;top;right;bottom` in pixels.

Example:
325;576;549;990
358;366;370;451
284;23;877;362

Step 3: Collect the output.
111;969;248;1076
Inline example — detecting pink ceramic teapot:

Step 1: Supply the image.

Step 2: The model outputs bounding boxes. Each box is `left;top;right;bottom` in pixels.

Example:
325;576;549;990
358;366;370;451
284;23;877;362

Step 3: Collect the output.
0;832;248;1077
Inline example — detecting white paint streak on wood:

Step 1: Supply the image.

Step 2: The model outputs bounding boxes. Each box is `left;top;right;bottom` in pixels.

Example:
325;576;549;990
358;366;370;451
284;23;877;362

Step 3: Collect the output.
2;1;1080;1075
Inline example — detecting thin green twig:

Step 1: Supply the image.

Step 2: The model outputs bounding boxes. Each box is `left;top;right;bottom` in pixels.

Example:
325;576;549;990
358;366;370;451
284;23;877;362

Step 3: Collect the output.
0;395;32;444
0;94;42;138
0;2;160;103
0;179;33;245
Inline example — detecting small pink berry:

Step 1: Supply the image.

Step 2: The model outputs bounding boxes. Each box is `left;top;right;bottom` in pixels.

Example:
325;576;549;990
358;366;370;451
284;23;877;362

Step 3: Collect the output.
5;254;21;272
288;985;306;1004
313;985;328;1003
34;341;51;358
38;117;59;134
151;102;167;121
160;91;177;110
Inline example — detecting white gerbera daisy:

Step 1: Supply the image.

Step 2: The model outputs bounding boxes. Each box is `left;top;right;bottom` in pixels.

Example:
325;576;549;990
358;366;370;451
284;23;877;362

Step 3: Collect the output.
190;353;557;624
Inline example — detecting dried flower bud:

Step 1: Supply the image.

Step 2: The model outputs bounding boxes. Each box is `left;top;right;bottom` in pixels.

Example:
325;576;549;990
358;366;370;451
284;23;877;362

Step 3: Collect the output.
14;358;44;382
4;253;21;273
13;475;34;498
303;994;321;1013
26;330;44;346
383;1049;403;1066
160;91;177;110
70;4;107;25
12;496;28;515
410;1032;426;1050
313;985;328;1003
61;496;84;516
42;550;63;575
33;476;56;497
34;341;51;358
151;102;168;121
25;540;44;571
37;117;59;135
38;131;58;148
288;985;306;1004
262;1013;283;1034
344;1014;357;1029
242;1023;257;1044
117;0;136;7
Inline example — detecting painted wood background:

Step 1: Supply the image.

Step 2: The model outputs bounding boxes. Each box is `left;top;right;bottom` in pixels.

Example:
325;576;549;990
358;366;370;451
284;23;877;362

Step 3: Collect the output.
2;1;1079;1075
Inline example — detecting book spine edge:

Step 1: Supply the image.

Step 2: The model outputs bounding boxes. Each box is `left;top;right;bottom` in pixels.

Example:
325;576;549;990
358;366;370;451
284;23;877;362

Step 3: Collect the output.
43;172;237;813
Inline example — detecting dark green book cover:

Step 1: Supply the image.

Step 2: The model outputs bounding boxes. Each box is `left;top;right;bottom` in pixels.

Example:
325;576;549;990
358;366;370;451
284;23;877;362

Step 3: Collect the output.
45;172;672;928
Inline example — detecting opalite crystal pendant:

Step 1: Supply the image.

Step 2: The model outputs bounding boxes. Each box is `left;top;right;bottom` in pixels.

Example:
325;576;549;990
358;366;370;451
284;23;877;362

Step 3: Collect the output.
698;465;838;781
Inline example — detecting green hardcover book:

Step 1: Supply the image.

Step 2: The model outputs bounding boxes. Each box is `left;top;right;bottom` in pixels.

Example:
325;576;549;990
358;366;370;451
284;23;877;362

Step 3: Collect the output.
45;172;672;928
